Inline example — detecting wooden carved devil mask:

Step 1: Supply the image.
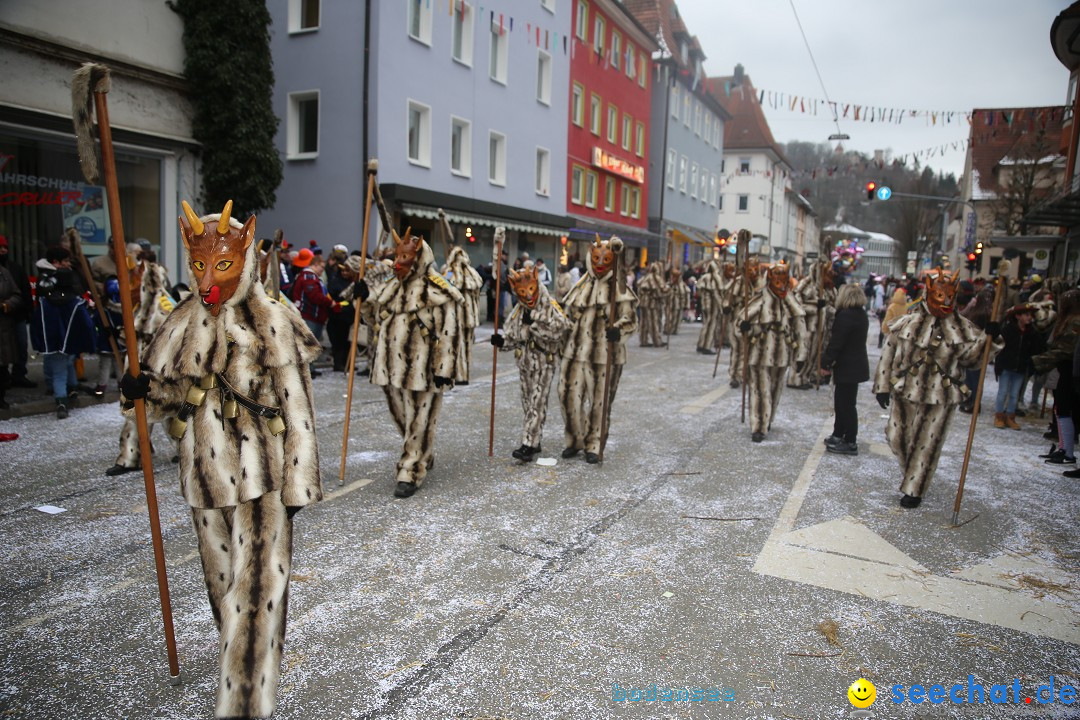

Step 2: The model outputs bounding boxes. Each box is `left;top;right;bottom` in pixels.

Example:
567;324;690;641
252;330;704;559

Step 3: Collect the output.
392;227;420;281
590;236;616;279
508;264;541;308
179;200;255;317
924;268;961;318
767;263;790;299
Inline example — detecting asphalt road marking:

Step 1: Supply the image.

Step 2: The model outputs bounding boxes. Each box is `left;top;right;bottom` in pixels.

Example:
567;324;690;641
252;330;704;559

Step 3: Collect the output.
754;417;1080;644
679;385;730;415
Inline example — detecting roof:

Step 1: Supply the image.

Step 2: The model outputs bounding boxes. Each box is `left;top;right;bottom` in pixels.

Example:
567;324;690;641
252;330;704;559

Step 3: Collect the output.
704;71;788;164
623;0;704;72
967;106;1065;200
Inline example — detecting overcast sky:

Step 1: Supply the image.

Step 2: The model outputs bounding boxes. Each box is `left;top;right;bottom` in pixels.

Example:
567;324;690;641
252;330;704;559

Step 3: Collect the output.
677;0;1071;179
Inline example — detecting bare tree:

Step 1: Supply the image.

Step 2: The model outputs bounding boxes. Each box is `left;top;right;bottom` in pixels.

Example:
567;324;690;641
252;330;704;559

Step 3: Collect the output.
991;130;1062;236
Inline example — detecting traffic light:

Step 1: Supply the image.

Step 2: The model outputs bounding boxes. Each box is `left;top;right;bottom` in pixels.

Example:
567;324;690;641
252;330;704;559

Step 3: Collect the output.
866;181;877;200
966;252;978;271
716;231;727;248
465;226;475;242
974;241;984;255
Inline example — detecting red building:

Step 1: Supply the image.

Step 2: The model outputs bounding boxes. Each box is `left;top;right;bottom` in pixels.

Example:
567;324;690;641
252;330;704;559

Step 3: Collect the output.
566;0;659;256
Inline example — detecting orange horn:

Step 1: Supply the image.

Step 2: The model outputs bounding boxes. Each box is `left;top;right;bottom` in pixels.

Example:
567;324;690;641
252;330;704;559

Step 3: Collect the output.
181;200;204;235
217;199;233;234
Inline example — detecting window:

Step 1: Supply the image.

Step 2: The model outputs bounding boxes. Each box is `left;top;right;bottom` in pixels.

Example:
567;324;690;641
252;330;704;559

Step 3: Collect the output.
611;31;621;71
699;168;707;200
717;193;723;211
571;166;585;204
452;1;474;65
620;184;630;216
635;122;645;157
535;147;550;196
288;0;320;32
703;113;710;141
585;171;598;208
489;131;506;186
536;50;552;105
450;116;471;176
638;55;647;88
721;158;726;173
666;149;676;188
671;84;679;119
408;0;432;44
606;104;617;143
593;15;606;55
739;157;750;174
690;162;698;198
541;0;555;11
621;113;631;151
683;93;690;126
407;99;431;166
590;93;602;135
738;194;749;212
575;1;588;41
710;174;718;206
489;20;508;84
626;45;635;79
571;83;584;126
713;123;721;148
679;155;687;193
694;103;702;135
287;91;319;158
630;186;641;218
604;177;615;212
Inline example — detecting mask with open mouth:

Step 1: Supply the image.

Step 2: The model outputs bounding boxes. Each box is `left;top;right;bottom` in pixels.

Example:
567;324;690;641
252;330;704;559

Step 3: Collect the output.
508;264;541;308
924;267;961;318
766;262;790;299
179;199;255;317
392;227;420;281
590;235;616;279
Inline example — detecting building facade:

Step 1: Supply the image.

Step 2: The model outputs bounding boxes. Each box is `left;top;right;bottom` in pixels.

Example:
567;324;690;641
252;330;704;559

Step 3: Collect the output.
565;0;658;268
0;0;199;283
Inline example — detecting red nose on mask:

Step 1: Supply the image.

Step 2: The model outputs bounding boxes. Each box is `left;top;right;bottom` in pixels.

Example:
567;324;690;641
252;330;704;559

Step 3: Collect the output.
205;285;221;304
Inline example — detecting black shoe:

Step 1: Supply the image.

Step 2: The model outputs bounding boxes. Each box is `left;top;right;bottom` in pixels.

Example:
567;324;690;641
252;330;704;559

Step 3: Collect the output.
0;398;9;410
826;441;858;456
1062;468;1080;479
1015;408;1027;417
641;342;654;348
457;380;469;385
11;377;36;389
1038;445;1058;459
518;445;540;462
358;367;370;377
171;455;180;464
561;447;581;459
393;481;417;498
824;435;841;447
512;444;530;460
56;403;69;420
105;464;138;477
899;494;922;509
310;369;322;378
751;432;765;443
1044;430;1057;439
729;379;739;389
958;404;973;415
1045;452;1076;465
584;452;600;464
699;347;716;355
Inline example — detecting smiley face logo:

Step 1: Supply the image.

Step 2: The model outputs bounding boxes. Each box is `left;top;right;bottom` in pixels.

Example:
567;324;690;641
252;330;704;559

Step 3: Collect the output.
847;678;876;708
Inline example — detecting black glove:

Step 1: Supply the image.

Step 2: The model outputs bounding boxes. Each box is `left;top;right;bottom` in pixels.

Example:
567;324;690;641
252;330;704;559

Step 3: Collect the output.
722;306;733;316
522;309;534;325
605;327;622;343
816;299;827;309
876;392;891;409
286;506;301;520
795;360;806;373
985;321;1001;338
490;334;504;348
120;371;151;401
354;278;370;302
739;320;751;334
433;375;453;389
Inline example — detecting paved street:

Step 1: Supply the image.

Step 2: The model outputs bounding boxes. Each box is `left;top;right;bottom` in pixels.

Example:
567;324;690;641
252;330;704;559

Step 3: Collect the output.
0;322;1077;719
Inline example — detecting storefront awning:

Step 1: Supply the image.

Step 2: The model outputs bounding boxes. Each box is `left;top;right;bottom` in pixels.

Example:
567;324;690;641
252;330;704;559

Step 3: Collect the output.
1022;185;1080;229
987;234;1065;250
401;203;566;237
565;218;665;248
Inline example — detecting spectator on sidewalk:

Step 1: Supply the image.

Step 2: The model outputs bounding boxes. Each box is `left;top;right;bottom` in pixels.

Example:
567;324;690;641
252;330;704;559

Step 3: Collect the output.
820;283;870;455
30;247;97;418
0;235;33;390
291;249;340;377
1033;289;1080;466
0;244;25;409
993;303;1045;430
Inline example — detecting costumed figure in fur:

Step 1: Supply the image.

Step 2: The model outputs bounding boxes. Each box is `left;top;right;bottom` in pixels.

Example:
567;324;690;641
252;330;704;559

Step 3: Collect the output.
663;265;690;336
872;268;1003;509
736;261;806;442
106;255;177;476
636;261;669;347
728;257;763;388
788;260;837;390
694;257;723;355
557;235;638;463
344;257;395;375
358;228;463;498
119;200;323;719
490;264;571;462
444;244;483;384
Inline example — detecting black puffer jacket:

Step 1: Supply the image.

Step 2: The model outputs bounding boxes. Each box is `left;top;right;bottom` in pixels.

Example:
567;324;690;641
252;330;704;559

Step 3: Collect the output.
993;319;1044;377
821;307;869;384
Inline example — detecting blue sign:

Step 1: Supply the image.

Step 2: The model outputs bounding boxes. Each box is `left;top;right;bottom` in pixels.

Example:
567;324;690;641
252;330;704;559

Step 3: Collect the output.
875;186;892;201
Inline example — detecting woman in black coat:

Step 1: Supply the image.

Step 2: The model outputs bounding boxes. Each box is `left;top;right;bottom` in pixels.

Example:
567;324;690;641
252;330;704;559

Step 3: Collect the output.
820;283;870;455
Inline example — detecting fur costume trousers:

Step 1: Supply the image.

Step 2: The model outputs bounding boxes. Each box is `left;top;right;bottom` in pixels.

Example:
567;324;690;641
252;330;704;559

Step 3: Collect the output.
558;359;623;454
383;387;443;485
748;365;787;435
787;309;833;388
886;398;954;498
728;332;744;382
114;416;177;468
192;491;292;720
663;291;685;335
640;303;664;346
517;348;558;448
697;291;721;351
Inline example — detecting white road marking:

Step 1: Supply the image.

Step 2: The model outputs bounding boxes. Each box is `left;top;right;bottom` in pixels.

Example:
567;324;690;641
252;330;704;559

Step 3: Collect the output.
10;577;139;631
679;385;730;415
754;417;1080;644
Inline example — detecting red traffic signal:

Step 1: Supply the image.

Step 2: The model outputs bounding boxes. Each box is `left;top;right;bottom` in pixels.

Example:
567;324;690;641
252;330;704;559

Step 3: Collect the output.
866;181;877;200
966;252;977;262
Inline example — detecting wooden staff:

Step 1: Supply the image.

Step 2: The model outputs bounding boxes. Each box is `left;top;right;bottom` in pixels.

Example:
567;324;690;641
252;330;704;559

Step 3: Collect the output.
712;264;724;378
339;160;378;485
737;230;751;424
270;229;283;301
488;228;505;457
435;209;451;261
72;62;179;682
952;259;1010;525
598;237;622;462
69;230;125;373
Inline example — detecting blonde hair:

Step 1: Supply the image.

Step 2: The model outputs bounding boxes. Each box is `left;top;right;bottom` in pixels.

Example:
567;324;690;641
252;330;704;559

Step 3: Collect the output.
835;283;867;309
